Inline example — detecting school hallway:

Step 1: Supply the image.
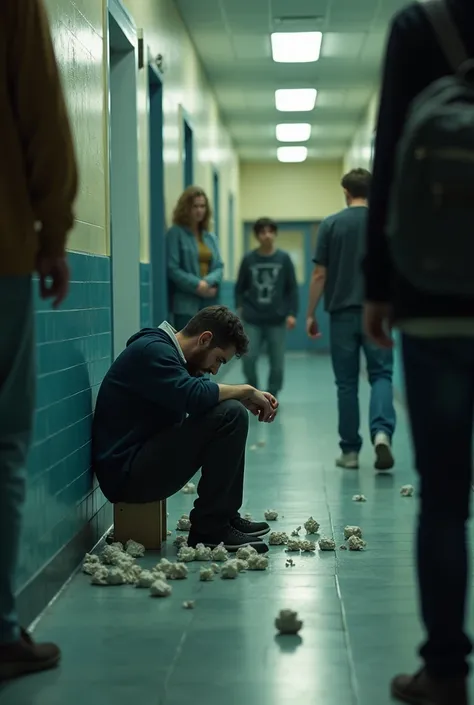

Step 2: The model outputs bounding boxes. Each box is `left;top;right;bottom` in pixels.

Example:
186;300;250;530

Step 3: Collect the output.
1;352;470;705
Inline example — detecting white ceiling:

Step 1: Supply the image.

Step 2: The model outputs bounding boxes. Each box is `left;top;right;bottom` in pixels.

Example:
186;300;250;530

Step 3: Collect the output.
175;0;409;161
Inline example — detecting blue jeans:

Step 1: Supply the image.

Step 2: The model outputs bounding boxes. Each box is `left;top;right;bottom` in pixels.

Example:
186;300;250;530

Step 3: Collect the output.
402;334;474;678
0;276;35;644
242;322;286;395
330;309;396;453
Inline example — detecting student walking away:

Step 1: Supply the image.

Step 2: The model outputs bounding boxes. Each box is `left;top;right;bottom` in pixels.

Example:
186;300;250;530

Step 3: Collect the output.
364;1;474;703
235;218;298;398
167;186;224;330
0;0;78;682
306;169;396;472
92;306;278;553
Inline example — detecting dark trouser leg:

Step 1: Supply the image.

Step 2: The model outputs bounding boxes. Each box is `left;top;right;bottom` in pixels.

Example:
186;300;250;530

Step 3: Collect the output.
266;324;286;395
402;334;474;678
242;323;262;389
122;400;249;533
362;331;396;442
329;310;362;453
0;277;34;644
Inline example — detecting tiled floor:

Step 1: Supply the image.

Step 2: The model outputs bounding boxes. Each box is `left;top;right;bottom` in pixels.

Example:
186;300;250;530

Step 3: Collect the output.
1;353;472;704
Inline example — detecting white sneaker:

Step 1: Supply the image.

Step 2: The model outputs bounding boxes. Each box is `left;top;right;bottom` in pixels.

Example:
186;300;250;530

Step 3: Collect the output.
336;452;359;470
374;432;394;471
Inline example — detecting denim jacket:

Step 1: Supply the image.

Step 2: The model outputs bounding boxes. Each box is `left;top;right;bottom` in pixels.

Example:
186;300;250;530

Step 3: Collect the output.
166;225;224;315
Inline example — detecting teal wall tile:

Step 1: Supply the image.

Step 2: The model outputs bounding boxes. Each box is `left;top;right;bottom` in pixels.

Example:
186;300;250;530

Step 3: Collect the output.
17;252;112;591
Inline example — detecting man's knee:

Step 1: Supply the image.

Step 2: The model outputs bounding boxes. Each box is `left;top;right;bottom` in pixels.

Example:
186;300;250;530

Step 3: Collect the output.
214;400;249;430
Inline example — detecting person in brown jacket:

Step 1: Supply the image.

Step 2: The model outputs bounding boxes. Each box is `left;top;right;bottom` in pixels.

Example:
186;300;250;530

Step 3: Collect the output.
0;0;78;681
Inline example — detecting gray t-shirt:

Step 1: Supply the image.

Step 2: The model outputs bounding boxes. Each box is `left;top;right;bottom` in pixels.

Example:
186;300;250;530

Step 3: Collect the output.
313;206;367;313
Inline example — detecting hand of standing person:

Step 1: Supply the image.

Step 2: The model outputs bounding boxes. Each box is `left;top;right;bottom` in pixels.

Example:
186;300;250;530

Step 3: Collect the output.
196;279;210;296
36;249;70;308
363;301;394;349
306;316;321;339
205;286;218;298
286;315;296;330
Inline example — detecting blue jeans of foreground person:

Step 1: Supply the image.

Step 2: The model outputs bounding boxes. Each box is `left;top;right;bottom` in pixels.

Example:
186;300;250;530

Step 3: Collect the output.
330;308;396;453
402;334;474;677
242;322;286;396
0;277;35;644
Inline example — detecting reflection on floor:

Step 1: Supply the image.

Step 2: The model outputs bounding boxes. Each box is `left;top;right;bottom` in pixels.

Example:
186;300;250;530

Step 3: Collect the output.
1;353;472;705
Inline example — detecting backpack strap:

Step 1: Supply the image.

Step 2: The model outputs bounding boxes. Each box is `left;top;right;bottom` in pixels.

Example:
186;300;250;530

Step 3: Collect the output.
418;0;469;72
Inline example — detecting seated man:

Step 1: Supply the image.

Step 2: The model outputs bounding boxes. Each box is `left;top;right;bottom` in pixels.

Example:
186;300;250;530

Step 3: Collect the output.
92;305;277;553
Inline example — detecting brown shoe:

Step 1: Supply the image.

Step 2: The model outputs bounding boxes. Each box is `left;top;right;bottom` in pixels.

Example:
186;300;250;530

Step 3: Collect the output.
0;628;61;681
391;668;468;705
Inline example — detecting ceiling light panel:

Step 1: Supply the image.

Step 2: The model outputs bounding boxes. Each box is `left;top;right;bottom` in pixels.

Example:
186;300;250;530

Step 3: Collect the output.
276;123;311;142
271;32;323;62
277;146;308;163
275;88;317;112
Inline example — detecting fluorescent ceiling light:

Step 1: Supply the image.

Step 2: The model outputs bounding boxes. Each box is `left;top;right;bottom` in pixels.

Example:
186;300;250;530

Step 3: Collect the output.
271;32;323;63
275;89;317;112
276;123;311;142
277;146;308;163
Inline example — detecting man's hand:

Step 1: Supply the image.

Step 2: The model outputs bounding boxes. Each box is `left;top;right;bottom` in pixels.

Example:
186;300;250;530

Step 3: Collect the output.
241;389;278;423
36;252;70;308
306;316;321;339
363;301;394;349
286;315;296;330
204;286;218;298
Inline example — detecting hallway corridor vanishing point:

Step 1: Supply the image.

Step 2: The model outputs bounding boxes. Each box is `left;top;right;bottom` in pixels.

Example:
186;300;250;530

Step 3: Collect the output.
1;354;471;705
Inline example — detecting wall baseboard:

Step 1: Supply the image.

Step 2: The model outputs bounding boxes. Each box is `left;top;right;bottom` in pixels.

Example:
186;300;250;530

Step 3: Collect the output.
17;502;113;630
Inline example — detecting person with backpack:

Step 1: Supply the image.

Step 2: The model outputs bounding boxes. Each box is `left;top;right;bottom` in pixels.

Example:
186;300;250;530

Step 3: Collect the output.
364;1;474;703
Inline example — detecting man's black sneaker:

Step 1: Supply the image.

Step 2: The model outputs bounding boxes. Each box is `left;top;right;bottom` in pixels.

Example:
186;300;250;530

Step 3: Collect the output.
231;516;271;537
188;527;269;553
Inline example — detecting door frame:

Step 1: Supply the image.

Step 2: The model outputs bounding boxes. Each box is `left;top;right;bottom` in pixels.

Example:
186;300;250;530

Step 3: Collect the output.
107;0;141;358
148;58;167;325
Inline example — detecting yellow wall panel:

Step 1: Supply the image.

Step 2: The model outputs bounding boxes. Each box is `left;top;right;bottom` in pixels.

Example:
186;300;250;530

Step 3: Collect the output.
239;161;345;225
45;0;107;255
343;93;379;174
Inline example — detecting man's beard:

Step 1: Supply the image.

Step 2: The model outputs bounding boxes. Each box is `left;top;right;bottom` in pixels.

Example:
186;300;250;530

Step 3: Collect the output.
187;351;210;377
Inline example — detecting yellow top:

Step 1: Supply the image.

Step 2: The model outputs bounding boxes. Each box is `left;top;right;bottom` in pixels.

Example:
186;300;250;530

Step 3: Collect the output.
197;237;212;277
0;0;78;275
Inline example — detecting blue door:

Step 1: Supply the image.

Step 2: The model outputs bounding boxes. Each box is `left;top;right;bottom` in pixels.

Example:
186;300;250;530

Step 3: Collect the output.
243;221;329;353
213;170;220;237
148;65;167;325
183;121;194;187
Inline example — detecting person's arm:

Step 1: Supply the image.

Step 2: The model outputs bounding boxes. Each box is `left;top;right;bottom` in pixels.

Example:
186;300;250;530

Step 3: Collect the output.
8;0;78;256
285;255;299;318
217;384;252;402
137;343;219;415
365;14;418;303
234;256;249;311
307;222;329;318
203;234;224;287
167;227;202;295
